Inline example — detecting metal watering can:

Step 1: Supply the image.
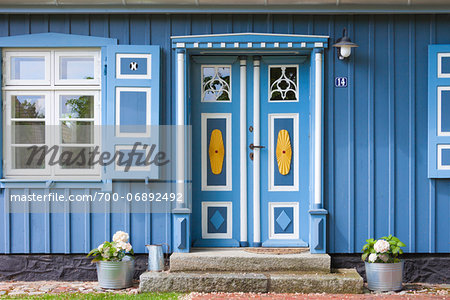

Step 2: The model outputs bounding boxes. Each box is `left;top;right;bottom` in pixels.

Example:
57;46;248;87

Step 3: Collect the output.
145;243;169;271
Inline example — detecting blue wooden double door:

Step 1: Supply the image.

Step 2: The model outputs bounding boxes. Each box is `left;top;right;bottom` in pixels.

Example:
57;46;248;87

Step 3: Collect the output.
191;55;310;247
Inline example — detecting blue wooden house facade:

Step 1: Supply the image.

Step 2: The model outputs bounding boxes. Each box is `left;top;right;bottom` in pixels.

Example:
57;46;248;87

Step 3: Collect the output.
0;4;449;259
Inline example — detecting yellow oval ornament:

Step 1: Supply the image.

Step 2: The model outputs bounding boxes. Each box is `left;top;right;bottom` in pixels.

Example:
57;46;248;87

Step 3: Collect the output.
276;129;292;176
209;129;225;175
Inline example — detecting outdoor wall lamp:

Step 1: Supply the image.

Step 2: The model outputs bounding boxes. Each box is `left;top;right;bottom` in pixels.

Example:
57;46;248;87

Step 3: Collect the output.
333;28;358;60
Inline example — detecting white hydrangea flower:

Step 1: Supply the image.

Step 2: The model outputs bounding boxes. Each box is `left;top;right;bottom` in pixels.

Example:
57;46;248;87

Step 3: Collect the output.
97;243;104;251
116;241;127;251
113;231;129;243
125;243;132;252
374;239;390;253
368;253;378;263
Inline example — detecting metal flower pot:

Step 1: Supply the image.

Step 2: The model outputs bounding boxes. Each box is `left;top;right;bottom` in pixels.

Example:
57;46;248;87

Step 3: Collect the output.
96;259;134;289
365;261;404;292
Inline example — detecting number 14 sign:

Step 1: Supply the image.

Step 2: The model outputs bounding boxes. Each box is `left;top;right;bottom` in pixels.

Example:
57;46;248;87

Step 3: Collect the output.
335;77;348;88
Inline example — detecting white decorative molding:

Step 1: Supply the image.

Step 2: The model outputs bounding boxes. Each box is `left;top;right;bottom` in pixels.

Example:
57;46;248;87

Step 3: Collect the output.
437;53;450;78
114;145;151;172
437;144;450;170
234;42;239;48
314;51;323;205
240;57;248;244
253;58;261;245
176;51;186;208
171;32;329;39
437;86;450;136
201;201;232;239
115;87;151;137
176;42;185;48
201;113;232;191
268;114;299;191
268;202;299;240
116;53;151;80
314;42;324;48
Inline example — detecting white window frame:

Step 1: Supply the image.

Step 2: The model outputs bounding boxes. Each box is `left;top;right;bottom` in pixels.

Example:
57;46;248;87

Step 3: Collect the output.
4;51;51;86
54;50;101;86
5;90;51;176
54;90;101;176
115;87;151;138
3;48;102;180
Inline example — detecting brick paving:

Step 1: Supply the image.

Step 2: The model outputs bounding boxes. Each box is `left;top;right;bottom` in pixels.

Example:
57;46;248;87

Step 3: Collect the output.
0;280;139;296
0;281;448;299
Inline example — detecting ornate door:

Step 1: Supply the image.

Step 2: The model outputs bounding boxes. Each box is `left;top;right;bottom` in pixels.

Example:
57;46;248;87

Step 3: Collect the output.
191;56;241;247
191;55;310;248
258;56;310;247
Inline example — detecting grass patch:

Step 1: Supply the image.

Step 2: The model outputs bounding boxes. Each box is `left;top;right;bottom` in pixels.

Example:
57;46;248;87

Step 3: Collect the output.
0;293;181;300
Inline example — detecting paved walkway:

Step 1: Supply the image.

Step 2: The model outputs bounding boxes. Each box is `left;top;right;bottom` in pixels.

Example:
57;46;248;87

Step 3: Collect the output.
0;281;448;299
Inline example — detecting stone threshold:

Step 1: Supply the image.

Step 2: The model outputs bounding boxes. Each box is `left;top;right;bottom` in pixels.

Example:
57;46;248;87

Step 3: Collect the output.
139;269;364;294
170;248;330;273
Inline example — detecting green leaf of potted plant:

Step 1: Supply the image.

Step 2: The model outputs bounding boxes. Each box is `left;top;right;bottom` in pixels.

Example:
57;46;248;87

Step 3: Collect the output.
87;231;135;289
362;235;406;292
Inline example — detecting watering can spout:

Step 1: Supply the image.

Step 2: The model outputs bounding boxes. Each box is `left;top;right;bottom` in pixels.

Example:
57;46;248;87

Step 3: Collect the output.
145;243;169;272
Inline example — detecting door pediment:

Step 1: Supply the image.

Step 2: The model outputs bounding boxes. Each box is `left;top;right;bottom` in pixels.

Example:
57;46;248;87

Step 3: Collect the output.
171;32;328;50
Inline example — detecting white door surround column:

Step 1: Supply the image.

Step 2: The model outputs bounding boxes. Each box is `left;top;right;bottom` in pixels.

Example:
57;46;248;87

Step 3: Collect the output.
252;56;261;247
239;56;248;247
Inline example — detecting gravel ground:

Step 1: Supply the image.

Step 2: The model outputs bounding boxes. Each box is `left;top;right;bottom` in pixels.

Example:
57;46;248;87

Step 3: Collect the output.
0;281;448;299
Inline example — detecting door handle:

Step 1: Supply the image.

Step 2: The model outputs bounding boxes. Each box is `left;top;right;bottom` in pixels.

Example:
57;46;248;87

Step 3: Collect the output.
249;143;265;150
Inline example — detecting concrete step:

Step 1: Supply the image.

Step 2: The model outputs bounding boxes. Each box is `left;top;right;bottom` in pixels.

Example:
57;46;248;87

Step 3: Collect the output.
139;269;364;294
170;248;330;273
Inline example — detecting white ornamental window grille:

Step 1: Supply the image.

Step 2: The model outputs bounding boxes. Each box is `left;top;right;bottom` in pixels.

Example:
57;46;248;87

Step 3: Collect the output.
269;65;298;101
201;65;231;102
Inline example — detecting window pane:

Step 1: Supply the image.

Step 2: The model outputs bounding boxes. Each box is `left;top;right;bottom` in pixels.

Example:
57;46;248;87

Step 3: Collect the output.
11;57;46;80
60;95;94;118
12;95;45;118
60;57;95;80
12;121;45;144
61;121;93;144
12;147;45;169
60;147;94;169
269;66;298;101
202;66;231;102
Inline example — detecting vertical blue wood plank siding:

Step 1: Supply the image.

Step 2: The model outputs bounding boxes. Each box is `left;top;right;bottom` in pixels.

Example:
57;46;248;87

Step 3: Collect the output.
0;14;449;254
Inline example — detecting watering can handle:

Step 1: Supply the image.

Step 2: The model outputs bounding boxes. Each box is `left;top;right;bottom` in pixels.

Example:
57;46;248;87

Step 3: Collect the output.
161;243;170;253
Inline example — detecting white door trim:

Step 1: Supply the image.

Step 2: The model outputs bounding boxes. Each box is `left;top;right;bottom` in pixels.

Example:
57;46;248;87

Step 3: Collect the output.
253;57;261;245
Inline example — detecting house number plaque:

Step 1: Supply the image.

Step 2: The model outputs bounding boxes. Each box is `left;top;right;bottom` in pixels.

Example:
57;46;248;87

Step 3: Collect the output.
335;76;348;88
